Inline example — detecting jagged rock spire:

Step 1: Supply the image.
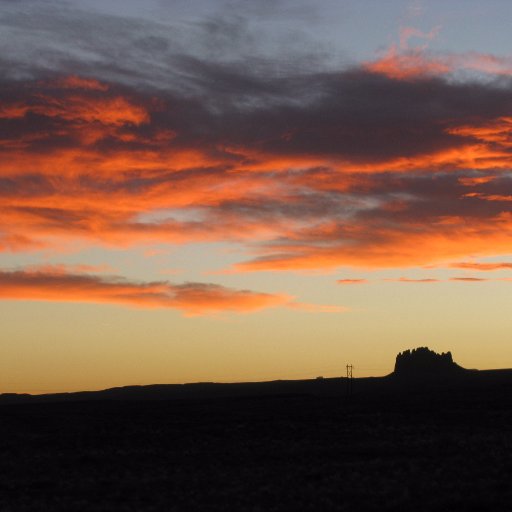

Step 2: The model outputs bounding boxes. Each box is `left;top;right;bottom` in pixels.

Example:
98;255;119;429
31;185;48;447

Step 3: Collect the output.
394;347;460;377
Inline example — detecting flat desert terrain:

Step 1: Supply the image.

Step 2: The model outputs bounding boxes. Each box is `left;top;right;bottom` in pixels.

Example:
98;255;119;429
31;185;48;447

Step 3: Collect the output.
1;377;512;511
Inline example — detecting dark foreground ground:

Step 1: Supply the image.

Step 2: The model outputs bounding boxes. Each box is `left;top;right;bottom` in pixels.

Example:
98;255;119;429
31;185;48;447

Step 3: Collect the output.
1;379;512;511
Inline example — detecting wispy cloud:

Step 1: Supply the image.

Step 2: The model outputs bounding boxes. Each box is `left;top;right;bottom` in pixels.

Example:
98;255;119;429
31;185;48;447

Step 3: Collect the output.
449;277;489;282
0;267;289;316
364;24;512;81
0;266;345;316
384;277;440;283
450;262;512;271
381;275;511;284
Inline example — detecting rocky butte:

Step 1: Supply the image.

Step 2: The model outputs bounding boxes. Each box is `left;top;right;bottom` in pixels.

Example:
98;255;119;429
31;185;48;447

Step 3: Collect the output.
393;347;465;379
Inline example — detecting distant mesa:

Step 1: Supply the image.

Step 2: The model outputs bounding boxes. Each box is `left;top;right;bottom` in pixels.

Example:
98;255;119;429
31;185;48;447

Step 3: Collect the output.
394;347;464;378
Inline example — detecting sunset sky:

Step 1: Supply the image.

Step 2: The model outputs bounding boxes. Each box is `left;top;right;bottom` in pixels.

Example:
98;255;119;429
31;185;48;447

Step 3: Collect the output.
2;0;512;393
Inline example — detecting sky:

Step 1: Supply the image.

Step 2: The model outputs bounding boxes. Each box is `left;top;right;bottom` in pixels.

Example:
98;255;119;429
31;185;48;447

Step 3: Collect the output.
1;0;512;393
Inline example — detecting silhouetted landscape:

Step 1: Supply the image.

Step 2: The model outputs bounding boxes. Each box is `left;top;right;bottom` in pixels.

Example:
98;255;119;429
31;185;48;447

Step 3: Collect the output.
2;347;512;510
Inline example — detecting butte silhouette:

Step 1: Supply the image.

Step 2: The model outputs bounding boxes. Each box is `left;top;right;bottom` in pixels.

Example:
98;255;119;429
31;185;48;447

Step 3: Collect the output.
392;346;466;381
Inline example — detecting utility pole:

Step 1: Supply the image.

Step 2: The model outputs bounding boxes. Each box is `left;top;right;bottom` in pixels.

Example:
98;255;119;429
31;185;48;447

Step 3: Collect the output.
346;364;353;396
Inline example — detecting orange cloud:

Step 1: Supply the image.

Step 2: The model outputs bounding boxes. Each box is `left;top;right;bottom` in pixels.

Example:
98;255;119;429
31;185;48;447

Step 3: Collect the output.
337;279;368;285
450;262;512;271
364;50;450;80
355;143;512;173
448;117;512;147
230;140;512;176
23;95;148;126
0;80;147;130
52;75;110;92
233;214;512;272
449;277;488;282
458;175;497;187
363;25;450;80
0;266;347;316
382;276;512;283
0;267;292;316
464;192;512;202
0;103;30;119
0;233;46;252
385;277;439;283
2;72;512;273
364;27;512;81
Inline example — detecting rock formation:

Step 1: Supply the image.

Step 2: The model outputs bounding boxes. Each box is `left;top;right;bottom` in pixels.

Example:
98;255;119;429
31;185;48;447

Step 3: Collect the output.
394;347;463;378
